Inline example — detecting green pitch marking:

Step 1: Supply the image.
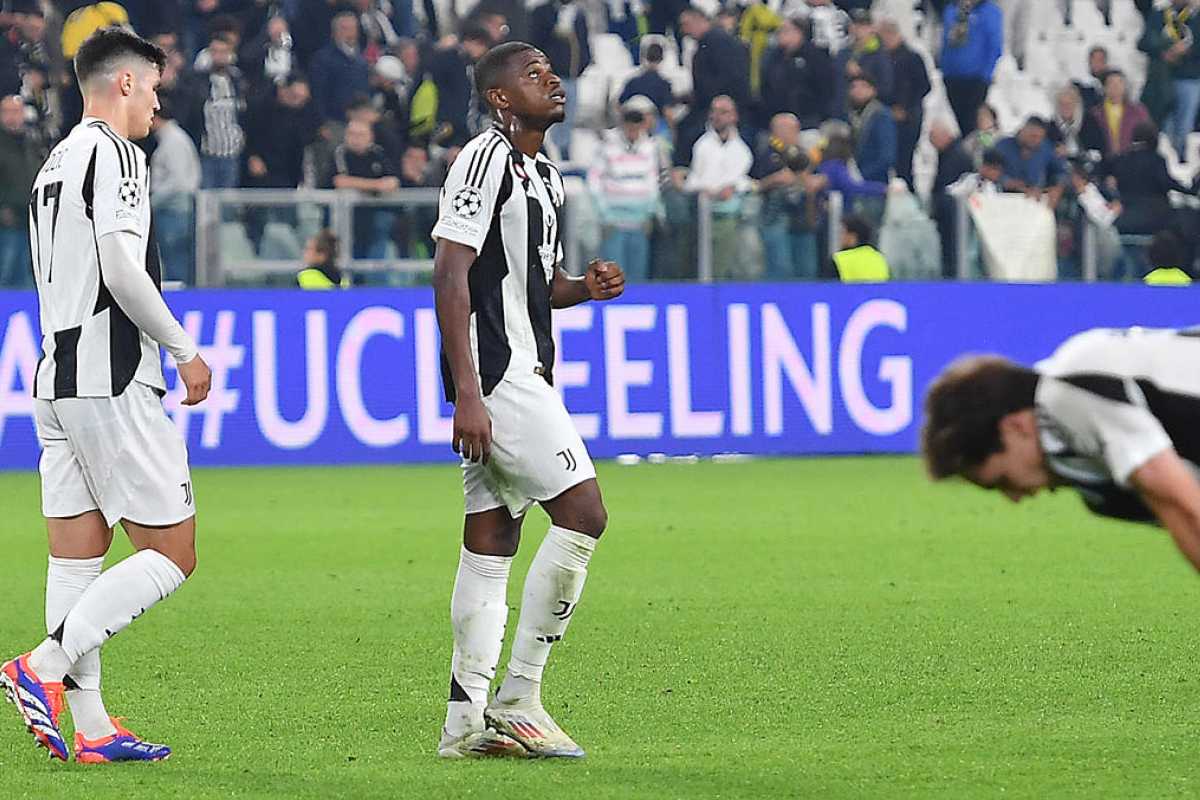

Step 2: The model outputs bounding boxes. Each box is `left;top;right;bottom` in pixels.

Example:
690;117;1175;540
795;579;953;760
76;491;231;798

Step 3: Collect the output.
0;458;1198;799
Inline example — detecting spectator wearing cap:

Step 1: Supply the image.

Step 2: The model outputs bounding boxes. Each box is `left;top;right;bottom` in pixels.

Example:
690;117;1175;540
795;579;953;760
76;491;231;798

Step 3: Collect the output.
310;11;372;122
835;9;893;121
148;100;201;284
618;41;674;123
848;74;896;185
371;51;415;145
681;94;756;279
530;0;590;159
677;6;750;159
757;16;834;131
827;213;889;282
1081;69;1152;161
1108;121;1195;237
879;19;930;190
940;0;1004;136
587;97;665;281
994;117;1067;199
0;95;37;288
425;23;492;147
751;112;821;279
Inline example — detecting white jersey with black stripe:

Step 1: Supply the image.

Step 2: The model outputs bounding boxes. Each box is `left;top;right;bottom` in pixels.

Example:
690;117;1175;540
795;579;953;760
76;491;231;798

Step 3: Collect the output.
431;127;565;402
1034;327;1200;521
31;118;163;400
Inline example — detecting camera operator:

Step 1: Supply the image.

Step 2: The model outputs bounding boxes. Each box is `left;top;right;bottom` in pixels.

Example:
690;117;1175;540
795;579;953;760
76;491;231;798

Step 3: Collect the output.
751;112;823;279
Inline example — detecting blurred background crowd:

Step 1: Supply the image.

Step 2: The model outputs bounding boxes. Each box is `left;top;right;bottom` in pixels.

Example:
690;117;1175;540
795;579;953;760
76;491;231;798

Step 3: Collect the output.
0;0;1197;288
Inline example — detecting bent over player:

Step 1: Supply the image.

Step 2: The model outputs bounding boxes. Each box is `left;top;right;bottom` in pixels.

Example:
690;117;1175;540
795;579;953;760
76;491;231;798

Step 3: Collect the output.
431;41;626;758
1;28;211;763
923;327;1200;570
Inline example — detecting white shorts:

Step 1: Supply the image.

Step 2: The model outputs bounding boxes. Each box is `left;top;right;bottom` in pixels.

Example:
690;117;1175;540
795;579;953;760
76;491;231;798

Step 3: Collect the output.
35;382;195;528
464;371;596;518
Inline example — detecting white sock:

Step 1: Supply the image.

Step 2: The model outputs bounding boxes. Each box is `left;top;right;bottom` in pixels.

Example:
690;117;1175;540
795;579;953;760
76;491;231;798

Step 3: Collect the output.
45;556;116;739
30;550;186;682
444;547;511;738
498;526;595;704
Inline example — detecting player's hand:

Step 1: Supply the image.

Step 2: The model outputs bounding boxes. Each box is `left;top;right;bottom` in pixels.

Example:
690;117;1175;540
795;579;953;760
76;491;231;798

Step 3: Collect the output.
585;259;625;301
177;354;211;406
453;394;492;464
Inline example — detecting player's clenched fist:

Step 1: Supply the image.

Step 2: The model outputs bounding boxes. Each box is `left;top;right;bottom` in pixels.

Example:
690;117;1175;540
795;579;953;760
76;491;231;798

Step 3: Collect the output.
177;355;212;406
453;395;492;464
584;259;625;301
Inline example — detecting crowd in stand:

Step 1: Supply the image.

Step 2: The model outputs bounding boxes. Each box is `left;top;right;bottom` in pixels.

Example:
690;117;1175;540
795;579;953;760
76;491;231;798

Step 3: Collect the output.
0;0;1196;288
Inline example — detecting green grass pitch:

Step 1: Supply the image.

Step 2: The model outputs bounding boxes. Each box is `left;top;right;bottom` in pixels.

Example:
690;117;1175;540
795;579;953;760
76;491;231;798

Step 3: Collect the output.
1;457;1199;799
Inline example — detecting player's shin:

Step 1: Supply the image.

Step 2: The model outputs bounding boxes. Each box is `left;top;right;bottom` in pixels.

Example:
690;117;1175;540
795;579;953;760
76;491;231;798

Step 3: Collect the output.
45;556;116;739
29;550;187;681
445;547;512;738
498;526;595;703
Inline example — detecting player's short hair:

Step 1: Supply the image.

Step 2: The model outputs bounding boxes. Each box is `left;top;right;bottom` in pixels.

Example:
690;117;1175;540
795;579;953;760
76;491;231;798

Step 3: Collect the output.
74;26;166;85
921;356;1040;480
474;41;537;102
680;5;709;21
644;42;664;63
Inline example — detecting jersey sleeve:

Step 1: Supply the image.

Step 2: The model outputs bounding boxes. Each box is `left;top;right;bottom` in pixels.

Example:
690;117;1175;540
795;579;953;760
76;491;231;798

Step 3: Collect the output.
91;135;148;239
1038;376;1174;488
431;135;508;255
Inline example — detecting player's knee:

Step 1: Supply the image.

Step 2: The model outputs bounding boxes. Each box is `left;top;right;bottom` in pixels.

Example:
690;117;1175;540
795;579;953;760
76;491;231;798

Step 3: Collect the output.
574;503;608;539
171;550;197;578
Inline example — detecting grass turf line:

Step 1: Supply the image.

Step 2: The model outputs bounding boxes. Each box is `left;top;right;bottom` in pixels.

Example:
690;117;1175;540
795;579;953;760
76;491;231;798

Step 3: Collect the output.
0;457;1198;799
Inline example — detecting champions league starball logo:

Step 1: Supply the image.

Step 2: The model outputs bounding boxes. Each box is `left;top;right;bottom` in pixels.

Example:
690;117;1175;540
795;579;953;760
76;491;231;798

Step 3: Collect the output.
451;187;483;219
118;177;141;208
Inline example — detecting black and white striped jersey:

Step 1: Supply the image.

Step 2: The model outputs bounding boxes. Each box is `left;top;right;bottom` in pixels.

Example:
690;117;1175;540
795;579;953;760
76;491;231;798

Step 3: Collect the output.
1035;327;1200;522
31;118;164;400
431;126;565;402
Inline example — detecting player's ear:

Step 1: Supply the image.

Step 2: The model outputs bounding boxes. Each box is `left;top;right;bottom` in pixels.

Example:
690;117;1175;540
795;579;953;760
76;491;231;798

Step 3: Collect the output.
119;69;134;97
486;87;509;112
1000;409;1037;441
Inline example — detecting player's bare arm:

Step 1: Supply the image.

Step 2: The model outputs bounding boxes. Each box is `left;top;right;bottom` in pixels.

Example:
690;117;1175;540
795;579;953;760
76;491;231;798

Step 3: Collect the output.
1131;449;1200;572
96;231;210;405
432;237;491;463
551;259;625;308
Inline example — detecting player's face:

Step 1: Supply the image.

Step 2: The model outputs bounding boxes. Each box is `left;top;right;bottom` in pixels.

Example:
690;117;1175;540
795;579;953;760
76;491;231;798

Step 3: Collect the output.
127;63;161;140
968;412;1052;503
503;52;565;126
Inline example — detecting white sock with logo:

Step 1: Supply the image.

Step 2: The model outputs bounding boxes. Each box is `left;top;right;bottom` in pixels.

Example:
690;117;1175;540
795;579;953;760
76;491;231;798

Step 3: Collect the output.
444;547;512;739
497;526;595;704
45;556;116;739
30;550;187;682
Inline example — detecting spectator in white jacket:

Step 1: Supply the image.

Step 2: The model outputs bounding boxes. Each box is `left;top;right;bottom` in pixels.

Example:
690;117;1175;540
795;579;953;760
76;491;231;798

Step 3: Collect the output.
149;102;201;284
681;94;754;279
587;96;665;281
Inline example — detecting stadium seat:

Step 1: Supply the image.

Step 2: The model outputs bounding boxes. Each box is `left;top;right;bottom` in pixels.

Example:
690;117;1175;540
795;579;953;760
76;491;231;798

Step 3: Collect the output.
218;222;255;265
591;33;634;74
259;222;302;261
